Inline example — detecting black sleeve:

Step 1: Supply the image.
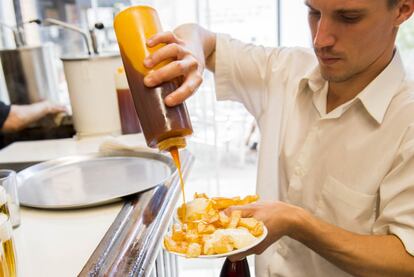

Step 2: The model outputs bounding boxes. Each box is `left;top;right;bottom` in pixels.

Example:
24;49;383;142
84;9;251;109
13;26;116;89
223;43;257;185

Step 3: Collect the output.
0;101;11;129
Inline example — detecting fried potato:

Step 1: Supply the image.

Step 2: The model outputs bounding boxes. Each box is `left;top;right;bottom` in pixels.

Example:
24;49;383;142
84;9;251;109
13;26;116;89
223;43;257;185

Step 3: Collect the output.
228;210;242;228
218;211;230;227
250;221;264;237
238;217;259;230
164;236;188;254
185;229;201;244
164;236;177;251
194;192;209;199
166;193;263;257
232;196;241;202
203;234;235;255
212;197;237;210
202;208;219;223
213;238;235;254
172;223;187;241
197;222;216;234
239;195;259;205
186;242;202;258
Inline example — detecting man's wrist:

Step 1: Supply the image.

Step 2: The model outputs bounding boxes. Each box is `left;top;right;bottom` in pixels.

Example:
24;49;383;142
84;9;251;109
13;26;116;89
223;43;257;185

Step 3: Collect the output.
286;205;314;242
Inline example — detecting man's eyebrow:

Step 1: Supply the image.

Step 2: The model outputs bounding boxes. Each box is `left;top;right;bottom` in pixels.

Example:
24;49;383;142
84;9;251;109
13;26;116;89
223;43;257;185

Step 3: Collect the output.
335;8;368;14
304;1;368;14
304;2;315;10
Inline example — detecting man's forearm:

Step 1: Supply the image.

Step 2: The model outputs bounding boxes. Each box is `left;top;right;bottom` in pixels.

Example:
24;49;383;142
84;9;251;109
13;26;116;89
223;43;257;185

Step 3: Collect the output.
173;24;217;72
291;208;414;276
2;102;49;132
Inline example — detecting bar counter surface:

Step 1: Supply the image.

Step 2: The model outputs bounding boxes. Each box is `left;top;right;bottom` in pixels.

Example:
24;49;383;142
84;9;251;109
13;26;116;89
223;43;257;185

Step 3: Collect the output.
0;134;189;276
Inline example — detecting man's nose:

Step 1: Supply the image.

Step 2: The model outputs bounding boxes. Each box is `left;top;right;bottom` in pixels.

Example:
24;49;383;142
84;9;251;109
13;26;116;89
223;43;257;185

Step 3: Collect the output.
313;17;336;49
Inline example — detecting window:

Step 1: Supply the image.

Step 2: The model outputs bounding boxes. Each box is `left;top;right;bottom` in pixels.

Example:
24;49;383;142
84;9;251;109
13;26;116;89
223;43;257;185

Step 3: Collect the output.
397;15;414;77
280;0;311;47
142;0;278;153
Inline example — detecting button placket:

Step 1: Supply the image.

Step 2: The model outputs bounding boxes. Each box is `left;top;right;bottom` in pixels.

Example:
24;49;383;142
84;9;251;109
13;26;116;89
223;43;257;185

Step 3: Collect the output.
294;122;320;177
275;241;288;257
288;121;322;204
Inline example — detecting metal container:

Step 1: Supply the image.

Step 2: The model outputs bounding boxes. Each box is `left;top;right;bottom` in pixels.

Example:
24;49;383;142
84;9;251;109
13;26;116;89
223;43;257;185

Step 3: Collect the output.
0;43;61;104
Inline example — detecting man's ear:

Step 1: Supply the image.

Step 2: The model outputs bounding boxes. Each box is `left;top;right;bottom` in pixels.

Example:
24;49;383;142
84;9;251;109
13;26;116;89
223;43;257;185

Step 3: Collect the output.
394;0;414;27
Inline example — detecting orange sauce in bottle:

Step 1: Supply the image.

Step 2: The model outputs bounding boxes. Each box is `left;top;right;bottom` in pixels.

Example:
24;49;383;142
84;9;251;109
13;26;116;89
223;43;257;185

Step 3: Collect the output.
114;6;192;221
114;6;193;148
169;146;186;218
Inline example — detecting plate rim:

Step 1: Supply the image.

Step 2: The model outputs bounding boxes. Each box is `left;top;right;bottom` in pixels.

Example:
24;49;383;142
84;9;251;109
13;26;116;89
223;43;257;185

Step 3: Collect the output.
16;152;176;209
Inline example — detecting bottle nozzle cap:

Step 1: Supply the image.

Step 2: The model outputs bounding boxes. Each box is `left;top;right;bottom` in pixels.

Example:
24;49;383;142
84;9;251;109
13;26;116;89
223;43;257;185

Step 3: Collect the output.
157;137;186;152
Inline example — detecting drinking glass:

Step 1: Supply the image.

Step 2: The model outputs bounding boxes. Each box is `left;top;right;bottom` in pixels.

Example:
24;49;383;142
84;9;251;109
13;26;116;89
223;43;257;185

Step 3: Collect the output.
0;170;20;228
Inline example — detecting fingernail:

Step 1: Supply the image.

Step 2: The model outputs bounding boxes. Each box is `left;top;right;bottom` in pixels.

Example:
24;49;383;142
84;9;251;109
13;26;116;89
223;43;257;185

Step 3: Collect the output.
147;38;153;46
144;76;154;86
165;95;175;106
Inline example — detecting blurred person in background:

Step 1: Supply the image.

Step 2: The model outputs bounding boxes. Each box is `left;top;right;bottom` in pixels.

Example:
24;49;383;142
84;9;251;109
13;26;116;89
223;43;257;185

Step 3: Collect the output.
0;100;65;133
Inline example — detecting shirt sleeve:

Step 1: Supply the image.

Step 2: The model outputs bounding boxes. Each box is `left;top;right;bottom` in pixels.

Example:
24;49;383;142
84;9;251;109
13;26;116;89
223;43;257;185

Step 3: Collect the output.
373;124;414;256
214;34;283;119
0;101;11;130
214;34;316;120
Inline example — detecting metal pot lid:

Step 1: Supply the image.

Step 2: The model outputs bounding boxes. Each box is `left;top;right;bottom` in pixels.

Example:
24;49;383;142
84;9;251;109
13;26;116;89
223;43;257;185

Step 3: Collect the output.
17;151;174;209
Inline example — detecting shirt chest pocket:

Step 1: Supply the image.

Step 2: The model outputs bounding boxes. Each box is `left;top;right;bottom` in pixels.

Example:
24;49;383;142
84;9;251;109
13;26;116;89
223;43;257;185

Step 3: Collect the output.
315;176;377;234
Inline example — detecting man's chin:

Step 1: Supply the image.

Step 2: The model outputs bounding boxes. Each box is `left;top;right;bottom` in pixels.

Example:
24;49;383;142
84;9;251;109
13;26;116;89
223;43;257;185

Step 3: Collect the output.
320;68;349;83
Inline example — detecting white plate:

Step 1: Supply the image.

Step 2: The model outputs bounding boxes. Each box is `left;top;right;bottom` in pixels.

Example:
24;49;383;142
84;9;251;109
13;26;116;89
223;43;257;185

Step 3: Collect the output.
163;226;268;259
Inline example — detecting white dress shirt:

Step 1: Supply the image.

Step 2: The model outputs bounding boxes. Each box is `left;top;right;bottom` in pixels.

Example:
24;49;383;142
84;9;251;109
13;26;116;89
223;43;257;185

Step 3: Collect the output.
215;34;414;277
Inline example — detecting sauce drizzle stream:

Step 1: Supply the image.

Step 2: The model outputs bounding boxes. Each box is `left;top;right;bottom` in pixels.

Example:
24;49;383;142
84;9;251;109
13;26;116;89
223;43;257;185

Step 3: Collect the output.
169;147;186;219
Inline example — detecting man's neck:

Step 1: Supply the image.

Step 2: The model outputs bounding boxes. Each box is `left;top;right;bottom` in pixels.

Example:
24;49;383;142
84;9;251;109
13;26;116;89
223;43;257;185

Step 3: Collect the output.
326;50;395;114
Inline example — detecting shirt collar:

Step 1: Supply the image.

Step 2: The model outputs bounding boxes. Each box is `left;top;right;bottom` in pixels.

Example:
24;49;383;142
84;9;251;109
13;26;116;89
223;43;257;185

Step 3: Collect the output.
357;50;405;124
299;50;406;124
299;65;324;94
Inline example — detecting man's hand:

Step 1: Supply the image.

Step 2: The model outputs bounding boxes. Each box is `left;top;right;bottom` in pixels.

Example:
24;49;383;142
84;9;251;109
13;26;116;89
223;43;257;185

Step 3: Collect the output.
225;201;302;261
225;200;414;276
43;101;66;115
142;24;216;107
2;100;66;133
143;31;203;106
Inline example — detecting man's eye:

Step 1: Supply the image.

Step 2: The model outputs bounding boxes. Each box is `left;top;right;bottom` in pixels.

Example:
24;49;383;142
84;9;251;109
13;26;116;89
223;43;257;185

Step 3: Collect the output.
340;15;361;23
308;10;321;18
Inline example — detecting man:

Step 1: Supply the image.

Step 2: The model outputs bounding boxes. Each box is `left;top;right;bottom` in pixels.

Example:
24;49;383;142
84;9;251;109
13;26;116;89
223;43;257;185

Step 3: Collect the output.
0;100;66;133
143;0;414;276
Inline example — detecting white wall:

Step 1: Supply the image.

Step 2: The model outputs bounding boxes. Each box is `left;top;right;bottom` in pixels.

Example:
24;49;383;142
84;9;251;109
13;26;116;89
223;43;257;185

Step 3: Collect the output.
280;0;311;47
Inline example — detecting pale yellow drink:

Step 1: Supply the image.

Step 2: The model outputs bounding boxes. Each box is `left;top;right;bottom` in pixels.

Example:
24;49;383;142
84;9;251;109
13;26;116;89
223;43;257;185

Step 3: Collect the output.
0;214;16;277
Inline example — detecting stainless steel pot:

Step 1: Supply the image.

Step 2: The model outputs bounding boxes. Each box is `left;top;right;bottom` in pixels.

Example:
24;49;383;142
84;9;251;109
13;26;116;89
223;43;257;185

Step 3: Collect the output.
0;43;61;104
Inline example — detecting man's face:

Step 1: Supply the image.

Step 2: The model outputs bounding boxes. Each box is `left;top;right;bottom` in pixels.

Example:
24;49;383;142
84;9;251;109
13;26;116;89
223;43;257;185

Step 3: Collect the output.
307;0;399;82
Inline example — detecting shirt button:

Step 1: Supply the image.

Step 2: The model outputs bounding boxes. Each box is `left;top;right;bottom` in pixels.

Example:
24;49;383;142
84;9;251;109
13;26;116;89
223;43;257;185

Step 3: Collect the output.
294;166;305;177
276;243;287;257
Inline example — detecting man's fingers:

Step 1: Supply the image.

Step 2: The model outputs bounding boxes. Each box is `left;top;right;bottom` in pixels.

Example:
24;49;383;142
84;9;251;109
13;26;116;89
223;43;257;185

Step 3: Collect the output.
228;235;273;262
227;242;265;262
146;31;179;47
164;72;203;106
144;43;189;68
225;204;256;218
228;250;250;262
144;57;198;87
